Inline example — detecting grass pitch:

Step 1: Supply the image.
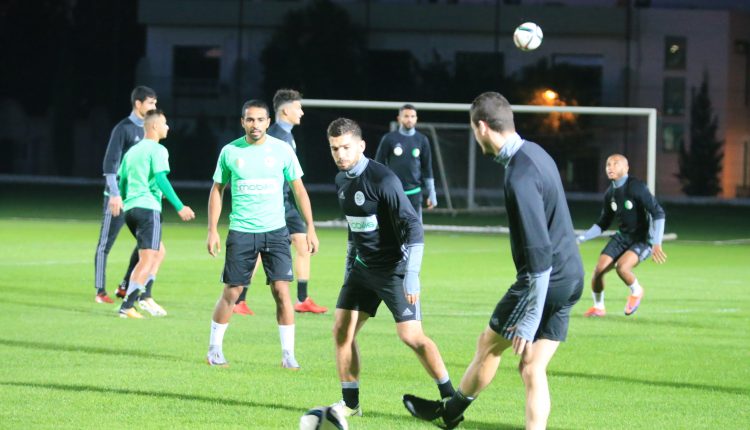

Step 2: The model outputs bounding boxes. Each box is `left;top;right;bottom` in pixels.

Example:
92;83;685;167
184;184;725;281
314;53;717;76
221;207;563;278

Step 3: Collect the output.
0;186;748;429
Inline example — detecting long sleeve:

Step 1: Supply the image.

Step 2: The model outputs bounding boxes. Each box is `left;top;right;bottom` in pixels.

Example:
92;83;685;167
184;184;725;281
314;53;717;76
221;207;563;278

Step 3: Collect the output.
102;126;125;175
155;171;184;211
374;136;389;164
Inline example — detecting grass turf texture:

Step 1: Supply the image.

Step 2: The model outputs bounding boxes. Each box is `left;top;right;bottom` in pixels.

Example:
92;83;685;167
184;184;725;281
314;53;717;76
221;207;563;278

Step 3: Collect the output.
0;184;749;429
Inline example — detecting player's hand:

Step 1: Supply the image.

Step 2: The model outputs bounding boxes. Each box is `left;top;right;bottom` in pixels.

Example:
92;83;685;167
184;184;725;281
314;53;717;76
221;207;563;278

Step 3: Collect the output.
405;292;419;305
576;235;584;245
652;244;667;264
178;206;195;221
425;198;435;210
109;196;123;217
306;226;320;255
511;333;532;356
207;230;221;257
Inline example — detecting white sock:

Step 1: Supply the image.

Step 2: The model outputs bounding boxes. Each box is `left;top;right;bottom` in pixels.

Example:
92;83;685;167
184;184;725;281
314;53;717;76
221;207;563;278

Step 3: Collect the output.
209;320;229;348
628;279;643;296
279;324;295;355
126;280;143;296
593;291;605;308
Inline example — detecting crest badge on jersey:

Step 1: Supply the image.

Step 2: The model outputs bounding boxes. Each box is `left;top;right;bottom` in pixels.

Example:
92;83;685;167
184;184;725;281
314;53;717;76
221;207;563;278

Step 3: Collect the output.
624;200;633;210
610;201;618;211
354;191;365;206
236;158;245;168
412;148;420;158
393;145;403;156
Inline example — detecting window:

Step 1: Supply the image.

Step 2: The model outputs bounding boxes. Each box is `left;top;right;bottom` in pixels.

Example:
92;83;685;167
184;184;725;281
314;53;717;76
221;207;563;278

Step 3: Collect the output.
662;123;684;152
663;77;685;116
665;36;687;70
173;46;222;97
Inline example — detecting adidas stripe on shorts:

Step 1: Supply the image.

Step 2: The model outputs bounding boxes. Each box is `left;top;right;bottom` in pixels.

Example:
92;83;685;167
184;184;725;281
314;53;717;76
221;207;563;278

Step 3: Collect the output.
336;262;420;323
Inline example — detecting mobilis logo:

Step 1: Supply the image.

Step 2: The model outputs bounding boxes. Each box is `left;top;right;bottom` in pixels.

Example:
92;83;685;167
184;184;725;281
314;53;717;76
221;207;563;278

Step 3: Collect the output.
236;179;277;195
346;215;379;232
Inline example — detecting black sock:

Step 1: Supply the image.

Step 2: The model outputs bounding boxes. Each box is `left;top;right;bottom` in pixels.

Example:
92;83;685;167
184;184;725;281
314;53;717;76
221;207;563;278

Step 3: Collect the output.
97;287;106;295
139;279;154;300
237;286;248;303
122;291;138;310
438;380;455;399
297;280;308;302
342;387;359;409
444;390;474;421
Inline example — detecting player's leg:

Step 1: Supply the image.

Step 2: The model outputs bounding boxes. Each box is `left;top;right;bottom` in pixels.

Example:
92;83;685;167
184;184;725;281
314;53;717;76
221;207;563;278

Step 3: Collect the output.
518;339;559;430
286;207;327;314
207;230;259;366
407;192;423;223
332;308;369;416
261;227;298;368
397;320;455;399
138;241;167;316
615;246;648;315
116;247;139;299
586;253;614;316
94;196;125;302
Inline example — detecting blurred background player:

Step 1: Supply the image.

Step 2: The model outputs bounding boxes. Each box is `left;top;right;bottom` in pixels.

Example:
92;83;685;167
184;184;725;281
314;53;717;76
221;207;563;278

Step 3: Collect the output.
94;86;157;303
403;92;583;430
327;118;454;418
375;104;437;220
577;154;667;317
115;109;195;318
206;100;319;369
233;89;327;315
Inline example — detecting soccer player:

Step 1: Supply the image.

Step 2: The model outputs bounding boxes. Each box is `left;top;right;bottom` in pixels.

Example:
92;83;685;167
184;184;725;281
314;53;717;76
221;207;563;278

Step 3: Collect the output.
577;154;667;317
94;86;157;303
327;118;454;418
402;92;584;430
206;100;319;369
233;89;327;316
374;104;438;219
116;109;195;318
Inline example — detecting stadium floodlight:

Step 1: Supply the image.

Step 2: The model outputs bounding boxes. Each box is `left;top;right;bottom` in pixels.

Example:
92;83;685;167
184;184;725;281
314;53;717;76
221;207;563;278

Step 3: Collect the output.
303;98;658;211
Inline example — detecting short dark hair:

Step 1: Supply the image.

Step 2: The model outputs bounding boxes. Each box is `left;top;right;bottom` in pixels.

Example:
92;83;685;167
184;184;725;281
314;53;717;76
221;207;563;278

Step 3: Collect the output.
470;92;515;133
241;99;270;118
273;89;302;113
399;104;417;114
131;86;157;106
327;118;362;139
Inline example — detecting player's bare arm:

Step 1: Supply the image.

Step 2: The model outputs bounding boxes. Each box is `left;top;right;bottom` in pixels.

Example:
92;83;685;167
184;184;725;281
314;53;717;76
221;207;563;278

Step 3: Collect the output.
290;178;319;255
206;182;225;256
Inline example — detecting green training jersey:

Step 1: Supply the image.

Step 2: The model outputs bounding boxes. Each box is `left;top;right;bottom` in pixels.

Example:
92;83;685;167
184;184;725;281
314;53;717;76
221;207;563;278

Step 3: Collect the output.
118;139;170;212
213;135;303;233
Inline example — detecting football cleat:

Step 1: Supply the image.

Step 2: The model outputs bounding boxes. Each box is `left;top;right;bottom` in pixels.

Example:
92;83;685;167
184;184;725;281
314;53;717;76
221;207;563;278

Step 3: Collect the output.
583;306;606;317
115;282;127;299
95;292;114;304
118;307;143;319
281;350;301;370
294;297;328;314
403;394;463;429
233;300;254;316
206;348;229;367
330;399;362;417
138;298;167;317
624;290;644;316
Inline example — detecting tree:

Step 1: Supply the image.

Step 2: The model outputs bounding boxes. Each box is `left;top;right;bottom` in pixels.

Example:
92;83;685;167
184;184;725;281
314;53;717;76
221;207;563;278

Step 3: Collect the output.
260;0;367;101
678;72;724;196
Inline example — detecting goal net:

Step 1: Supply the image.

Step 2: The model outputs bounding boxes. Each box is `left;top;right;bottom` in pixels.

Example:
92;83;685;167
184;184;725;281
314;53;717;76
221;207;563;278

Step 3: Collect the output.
304;98;657;214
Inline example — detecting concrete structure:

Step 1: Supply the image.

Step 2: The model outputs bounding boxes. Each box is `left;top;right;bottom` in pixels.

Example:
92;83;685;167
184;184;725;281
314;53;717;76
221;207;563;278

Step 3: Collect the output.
137;0;750;197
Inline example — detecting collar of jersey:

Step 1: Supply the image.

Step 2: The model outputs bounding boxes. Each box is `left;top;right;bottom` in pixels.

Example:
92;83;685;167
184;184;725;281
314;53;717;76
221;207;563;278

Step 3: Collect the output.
276;119;294;134
398;126;416;136
612;175;628;188
494;132;524;167
128;111;144;127
345;156;369;178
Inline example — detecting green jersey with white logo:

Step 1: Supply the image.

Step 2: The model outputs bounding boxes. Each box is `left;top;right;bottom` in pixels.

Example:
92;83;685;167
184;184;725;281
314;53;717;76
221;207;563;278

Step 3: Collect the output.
213;135;303;233
118;139;170;212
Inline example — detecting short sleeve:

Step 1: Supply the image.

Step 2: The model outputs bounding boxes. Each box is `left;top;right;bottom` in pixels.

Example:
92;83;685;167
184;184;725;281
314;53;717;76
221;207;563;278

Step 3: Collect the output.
284;146;304;182
151;145;170;175
212;148;230;185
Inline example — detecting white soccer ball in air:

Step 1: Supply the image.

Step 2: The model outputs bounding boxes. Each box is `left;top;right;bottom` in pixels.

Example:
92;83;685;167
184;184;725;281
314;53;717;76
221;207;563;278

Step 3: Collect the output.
513;22;543;51
299;406;348;430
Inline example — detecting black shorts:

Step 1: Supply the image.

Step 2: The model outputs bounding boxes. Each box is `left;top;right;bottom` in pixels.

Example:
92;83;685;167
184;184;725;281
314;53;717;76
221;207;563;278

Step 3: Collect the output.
489;278;583;342
336;262;420;323
221;227;293;286
602;234;652;262
284;202;307;235
125;208;162;251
